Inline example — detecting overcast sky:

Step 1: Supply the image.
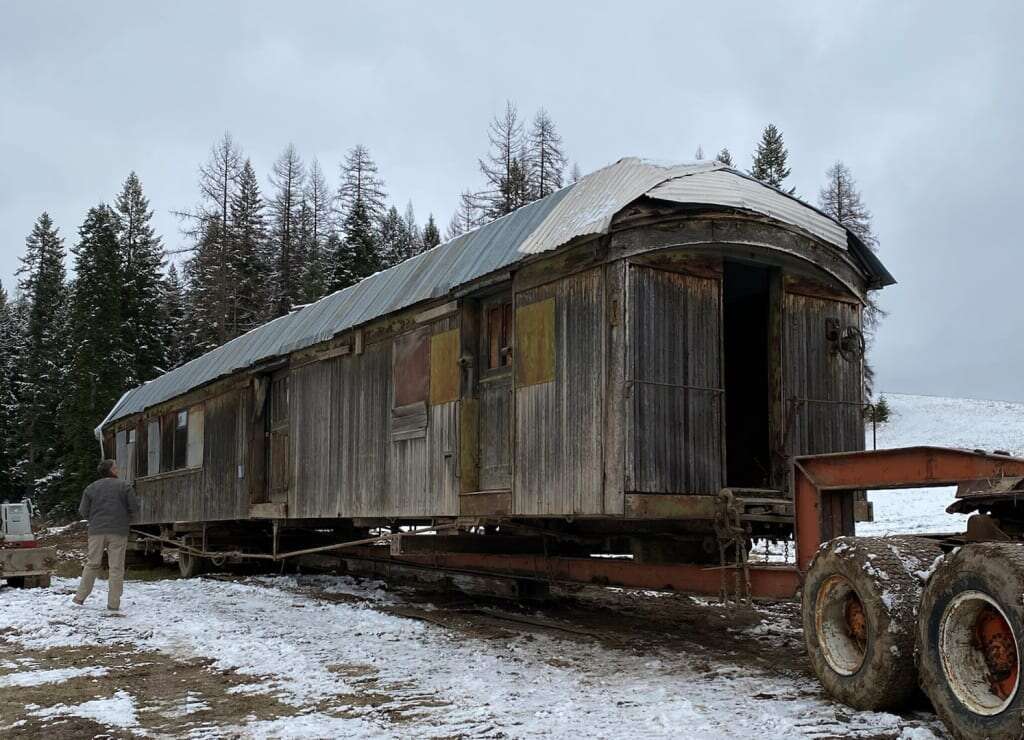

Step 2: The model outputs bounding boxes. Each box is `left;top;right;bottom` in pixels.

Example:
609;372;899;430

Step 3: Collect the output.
2;1;1022;401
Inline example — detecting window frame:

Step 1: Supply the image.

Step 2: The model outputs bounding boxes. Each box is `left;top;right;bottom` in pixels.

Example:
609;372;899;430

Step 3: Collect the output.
137;402;206;479
481;297;514;377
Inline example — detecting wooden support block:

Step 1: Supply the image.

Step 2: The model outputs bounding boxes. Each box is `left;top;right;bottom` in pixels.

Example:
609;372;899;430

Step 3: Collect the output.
250;502;287;519
460;490;512;517
623;494;718;520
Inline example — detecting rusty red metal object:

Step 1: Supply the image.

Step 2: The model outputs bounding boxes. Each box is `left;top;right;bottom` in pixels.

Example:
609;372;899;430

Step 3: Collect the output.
363;447;1024;601
974;606;1019;699
361;548;802;600
794;446;1024;571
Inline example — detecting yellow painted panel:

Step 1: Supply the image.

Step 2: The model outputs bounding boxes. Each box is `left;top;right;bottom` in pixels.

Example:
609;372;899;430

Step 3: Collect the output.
515;298;556;387
429;329;460;405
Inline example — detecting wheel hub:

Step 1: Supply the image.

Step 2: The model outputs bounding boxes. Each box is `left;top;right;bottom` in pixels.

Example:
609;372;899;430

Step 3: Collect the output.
815;574;867;676
940;591;1020;715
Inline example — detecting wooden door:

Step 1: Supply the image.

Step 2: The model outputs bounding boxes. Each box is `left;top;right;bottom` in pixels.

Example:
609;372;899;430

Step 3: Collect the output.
267;370;290;504
782;290;864;458
626;265;724;494
477;298;513;491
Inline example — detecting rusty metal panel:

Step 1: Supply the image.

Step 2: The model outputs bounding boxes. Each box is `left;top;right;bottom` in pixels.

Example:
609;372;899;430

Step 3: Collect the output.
393;328;430;407
514;298;556;388
429;329;460;405
783;291;863;458
514;268;604;515
626;265;724;495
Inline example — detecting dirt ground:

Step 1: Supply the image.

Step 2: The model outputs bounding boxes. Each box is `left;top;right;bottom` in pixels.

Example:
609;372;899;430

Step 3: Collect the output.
0;523;938;738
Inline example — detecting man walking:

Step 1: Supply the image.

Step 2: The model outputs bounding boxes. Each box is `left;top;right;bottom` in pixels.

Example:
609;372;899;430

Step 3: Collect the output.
73;459;139;612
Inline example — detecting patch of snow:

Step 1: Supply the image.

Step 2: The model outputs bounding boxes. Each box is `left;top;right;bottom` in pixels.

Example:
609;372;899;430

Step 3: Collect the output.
31;689;138;729
861;393;1024;536
0;665;108;687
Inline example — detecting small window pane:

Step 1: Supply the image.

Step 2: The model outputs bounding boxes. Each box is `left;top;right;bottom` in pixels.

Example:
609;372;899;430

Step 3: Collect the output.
147;420;161;476
187;406;204;468
393;329;430;407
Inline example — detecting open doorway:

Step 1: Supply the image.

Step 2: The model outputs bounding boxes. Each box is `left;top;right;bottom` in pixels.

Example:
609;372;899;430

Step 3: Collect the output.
723;262;772;488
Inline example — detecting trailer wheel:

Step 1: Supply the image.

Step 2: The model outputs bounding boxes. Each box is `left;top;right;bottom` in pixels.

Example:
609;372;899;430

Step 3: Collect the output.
177;543;206;578
802;536;942;711
24;574;51;588
918;543;1024;740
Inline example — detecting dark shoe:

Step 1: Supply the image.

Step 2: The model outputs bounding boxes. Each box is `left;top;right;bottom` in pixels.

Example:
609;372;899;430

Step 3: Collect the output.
72;597;85;606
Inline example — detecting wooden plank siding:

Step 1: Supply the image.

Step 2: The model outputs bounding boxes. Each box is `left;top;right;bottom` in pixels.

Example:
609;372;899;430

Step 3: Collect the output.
513;268;604;516
783;292;864;457
135;388;248;525
625;264;724;495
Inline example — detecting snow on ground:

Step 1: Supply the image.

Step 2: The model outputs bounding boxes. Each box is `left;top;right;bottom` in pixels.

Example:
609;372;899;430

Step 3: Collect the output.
0;575;943;739
859;392;1024;536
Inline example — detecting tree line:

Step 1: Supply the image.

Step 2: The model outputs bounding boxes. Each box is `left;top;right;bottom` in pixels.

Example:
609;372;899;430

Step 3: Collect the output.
0;110;881;515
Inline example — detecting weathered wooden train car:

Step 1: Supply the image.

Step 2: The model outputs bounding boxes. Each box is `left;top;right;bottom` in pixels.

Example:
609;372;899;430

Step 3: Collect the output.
99;159;892;561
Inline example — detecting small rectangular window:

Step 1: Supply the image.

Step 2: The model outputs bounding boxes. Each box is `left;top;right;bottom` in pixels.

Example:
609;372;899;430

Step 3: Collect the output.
161;412;175;473
135;422;147;478
486;301;513;370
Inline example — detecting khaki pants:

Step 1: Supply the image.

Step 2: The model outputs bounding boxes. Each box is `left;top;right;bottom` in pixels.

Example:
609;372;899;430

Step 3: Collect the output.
75;534;128;610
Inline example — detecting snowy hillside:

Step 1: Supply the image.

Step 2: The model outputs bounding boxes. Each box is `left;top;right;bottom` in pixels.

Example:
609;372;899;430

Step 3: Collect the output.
859;393;1024;536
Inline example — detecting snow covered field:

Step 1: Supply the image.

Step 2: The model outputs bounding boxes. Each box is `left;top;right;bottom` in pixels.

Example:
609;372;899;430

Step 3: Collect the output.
0;574;943;739
860;393;1024;536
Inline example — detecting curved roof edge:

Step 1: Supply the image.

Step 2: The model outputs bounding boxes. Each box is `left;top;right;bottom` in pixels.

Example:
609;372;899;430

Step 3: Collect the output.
99;157;892;430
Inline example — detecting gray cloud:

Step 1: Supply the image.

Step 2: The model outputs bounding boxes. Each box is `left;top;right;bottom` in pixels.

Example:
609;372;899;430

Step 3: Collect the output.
2;0;1021;400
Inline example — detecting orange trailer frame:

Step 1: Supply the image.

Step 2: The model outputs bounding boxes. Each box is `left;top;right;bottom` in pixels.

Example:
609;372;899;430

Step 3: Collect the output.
375;447;1024;600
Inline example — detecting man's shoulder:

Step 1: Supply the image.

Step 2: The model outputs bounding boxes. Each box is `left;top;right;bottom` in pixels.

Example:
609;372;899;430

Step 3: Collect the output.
88;477;131;493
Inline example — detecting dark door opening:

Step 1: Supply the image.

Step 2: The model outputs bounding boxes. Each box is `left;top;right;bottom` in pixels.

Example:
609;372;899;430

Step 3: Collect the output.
723;262;772;488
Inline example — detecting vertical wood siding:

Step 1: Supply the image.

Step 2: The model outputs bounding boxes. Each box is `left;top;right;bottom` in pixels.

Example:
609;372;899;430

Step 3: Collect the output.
135;388;248;525
626;266;724;494
783;292;864;456
514;268;604;515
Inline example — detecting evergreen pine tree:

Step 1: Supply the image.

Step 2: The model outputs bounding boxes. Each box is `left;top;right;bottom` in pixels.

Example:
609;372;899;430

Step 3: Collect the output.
163;263;190;367
229;159;269;331
302;158;333;302
422;214;441;250
750;123;793;193
476;100;530;219
340;200;381;285
184;216;231;352
378;205;405;268
402;201;421;259
569;163;582;184
182;133;244;349
819;160;885;396
115;172;167;384
446;190;484;240
0;281;24;501
528;109;567;199
325;232;352;293
716;147;734;167
269;144;306;315
62;205;130;511
694;145;705;160
16;213;68;504
336;145;387;225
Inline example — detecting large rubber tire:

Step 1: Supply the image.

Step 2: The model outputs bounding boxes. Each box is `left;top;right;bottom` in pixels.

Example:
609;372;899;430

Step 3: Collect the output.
802;535;942;711
24;574;51;589
918;543;1024;740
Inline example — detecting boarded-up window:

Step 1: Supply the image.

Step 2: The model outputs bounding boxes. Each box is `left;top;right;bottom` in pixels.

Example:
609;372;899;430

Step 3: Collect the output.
187;405;204;468
515;298;556;387
393;328;430;407
161;412;175;473
115;430;129;480
146;419;160;476
487;302;513;370
429;329;460;405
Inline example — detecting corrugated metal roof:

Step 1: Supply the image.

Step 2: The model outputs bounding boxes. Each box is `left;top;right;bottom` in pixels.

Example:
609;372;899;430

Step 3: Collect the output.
647;168;849;247
100;157;886;428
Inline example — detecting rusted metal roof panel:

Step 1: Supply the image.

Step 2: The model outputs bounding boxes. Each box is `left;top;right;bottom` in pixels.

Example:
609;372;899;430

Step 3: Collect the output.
101;158;885;428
